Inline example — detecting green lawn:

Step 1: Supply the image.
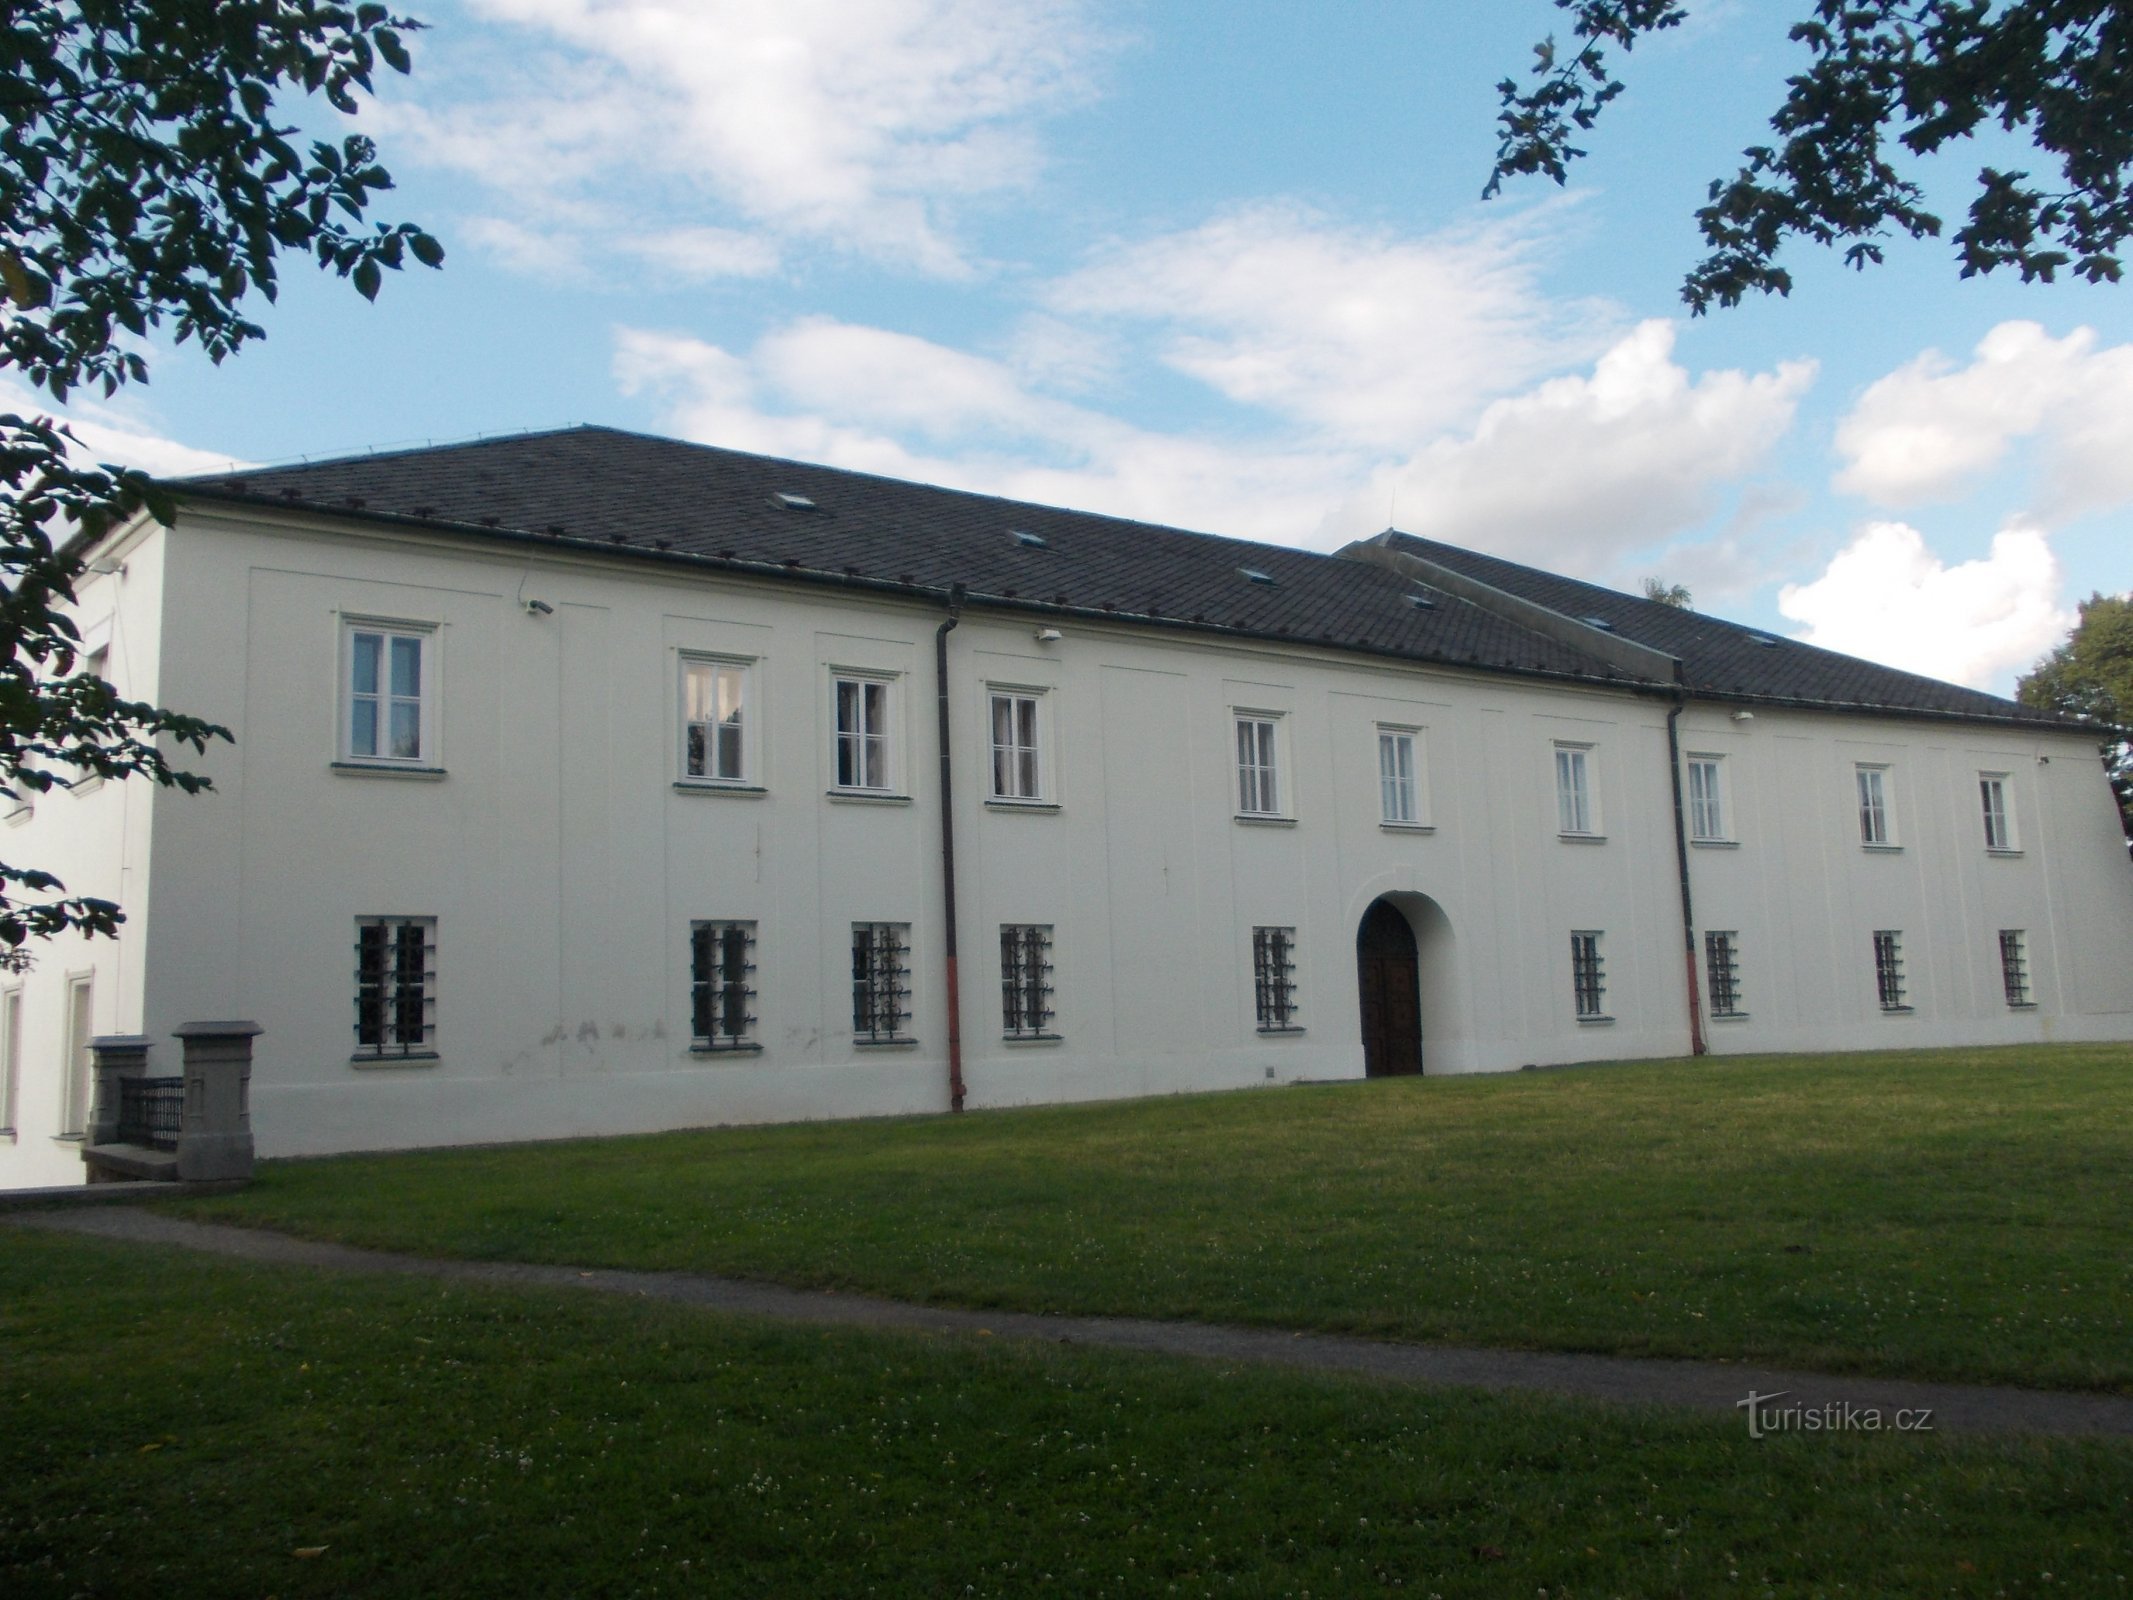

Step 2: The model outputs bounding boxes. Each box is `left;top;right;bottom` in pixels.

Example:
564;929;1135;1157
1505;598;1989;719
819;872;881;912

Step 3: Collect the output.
3;1229;2127;1599
176;1043;2133;1390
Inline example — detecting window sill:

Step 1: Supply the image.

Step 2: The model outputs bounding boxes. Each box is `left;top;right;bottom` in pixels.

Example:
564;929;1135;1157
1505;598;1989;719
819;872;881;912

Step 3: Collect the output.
1576;1014;1615;1025
332;761;448;781
1379;821;1435;834
1985;848;2025;859
1558;832;1607;845
351;1052;441;1069
52;1133;84;1146
1711;1011;1750;1023
1860;843;1903;854
675;781;766;798
1690;837;1739;850
3;806;31;828
827;790;913;807
853;1036;920;1049
69;776;104;797
1001;1033;1065;1047
2006;1002;2038;1011
689;1040;764;1055
1877;1006;1914;1016
985;798;1061;813
1256;1025;1307;1036
1234;814;1297;828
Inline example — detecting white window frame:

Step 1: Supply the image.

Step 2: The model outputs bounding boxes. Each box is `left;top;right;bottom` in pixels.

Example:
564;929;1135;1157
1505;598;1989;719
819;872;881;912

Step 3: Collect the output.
680;655;755;786
1555;742;1599;837
851;922;914;1044
831;672;896;794
60;972;93;1136
1685;754;1727;842
986;687;1047;803
1570;931;1608;1020
354;917;438;1060
1856;763;1894;847
69;643;111;795
1000;923;1058;1039
1979;772;2016;852
0;985;19;1133
1235;712;1284;818
690;920;760;1050
1377;725;1428;827
341;618;439;768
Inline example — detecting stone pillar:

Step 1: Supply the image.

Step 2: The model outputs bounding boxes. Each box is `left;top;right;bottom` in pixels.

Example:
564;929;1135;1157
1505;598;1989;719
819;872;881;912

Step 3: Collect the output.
86;1035;153;1152
173;1021;261;1183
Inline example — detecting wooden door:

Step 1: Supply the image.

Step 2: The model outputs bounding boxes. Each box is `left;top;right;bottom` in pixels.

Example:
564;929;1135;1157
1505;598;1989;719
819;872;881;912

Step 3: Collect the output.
1356;900;1422;1077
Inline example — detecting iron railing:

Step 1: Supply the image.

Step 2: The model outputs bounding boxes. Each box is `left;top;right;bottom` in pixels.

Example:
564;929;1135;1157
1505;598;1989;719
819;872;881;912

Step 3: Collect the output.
117;1076;184;1150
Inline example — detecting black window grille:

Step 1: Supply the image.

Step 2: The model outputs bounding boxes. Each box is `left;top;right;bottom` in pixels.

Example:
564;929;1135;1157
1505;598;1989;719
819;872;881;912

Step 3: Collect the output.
690;921;758;1049
1571;931;1607;1018
117;1076;184;1150
1873;930;1908;1011
1705;930;1743;1017
852;923;912;1042
1998;929;2032;1008
1000;924;1056;1038
1252;926;1299;1031
355;918;436;1057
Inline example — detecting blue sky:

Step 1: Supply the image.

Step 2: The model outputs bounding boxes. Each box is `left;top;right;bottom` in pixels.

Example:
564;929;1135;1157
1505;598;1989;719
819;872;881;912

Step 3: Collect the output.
27;0;2133;692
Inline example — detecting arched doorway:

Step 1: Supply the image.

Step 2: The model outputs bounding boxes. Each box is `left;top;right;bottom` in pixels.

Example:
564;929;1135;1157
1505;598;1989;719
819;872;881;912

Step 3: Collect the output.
1356;898;1422;1077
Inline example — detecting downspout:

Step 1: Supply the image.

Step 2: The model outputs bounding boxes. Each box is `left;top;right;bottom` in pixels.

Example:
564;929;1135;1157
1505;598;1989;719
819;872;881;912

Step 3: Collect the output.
935;584;968;1112
1665;682;1709;1057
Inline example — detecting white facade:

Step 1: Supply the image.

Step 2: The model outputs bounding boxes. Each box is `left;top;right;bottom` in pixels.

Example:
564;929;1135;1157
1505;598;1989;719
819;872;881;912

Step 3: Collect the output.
5;498;2130;1182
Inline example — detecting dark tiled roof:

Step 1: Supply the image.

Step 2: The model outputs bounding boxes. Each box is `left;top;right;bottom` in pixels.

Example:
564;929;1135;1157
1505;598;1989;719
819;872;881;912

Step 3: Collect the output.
174;424;2067;729
1381;533;2062;727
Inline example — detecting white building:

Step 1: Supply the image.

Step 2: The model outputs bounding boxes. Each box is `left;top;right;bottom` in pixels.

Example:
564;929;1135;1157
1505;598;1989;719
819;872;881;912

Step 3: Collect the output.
4;426;2128;1185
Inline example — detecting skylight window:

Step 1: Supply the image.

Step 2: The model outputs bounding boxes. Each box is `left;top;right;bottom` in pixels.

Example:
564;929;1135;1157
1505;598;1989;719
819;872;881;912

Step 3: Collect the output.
1746;633;1781;648
1238;567;1276;586
771;491;817;511
1581;615;1617;632
1406;592;1436;611
1011;529;1048;548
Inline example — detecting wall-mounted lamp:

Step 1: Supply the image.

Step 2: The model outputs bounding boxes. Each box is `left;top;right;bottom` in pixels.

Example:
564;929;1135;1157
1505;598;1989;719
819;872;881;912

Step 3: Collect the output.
524;598;554;616
1034;627;1063;643
1730;710;1755;723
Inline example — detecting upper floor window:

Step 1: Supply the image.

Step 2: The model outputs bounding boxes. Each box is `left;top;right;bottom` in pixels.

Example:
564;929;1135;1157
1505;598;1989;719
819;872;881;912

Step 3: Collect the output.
683;658;751;784
1570;931;1607;1019
1686;755;1726;841
833;675;892;792
1378;726;1423;825
1856;764;1893;846
344;621;434;766
989;691;1043;801
1980;773;2015;851
1251;926;1300;1031
690;921;759;1050
1236;715;1281;817
1555;743;1598;836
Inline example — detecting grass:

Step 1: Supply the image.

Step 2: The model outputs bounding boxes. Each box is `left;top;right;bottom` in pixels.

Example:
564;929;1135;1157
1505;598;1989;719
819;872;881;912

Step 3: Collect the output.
172;1043;2133;1392
3;1228;2129;1598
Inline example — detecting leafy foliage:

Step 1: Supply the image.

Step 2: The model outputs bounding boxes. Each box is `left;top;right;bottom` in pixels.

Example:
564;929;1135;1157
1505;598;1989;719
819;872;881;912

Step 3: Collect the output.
1491;1;2133;310
1641;576;1693;608
2017;591;2133;841
0;2;440;954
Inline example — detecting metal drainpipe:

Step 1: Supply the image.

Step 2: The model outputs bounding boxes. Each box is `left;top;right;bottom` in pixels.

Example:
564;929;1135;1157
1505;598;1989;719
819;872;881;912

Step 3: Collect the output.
1666;688;1709;1057
936;584;968;1112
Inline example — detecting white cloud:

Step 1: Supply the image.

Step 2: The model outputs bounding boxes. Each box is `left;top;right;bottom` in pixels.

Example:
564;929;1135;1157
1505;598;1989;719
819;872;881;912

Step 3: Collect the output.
1;379;247;479
1834;320;2133;522
1777;521;2072;690
1048;203;1612;448
395;0;1107;278
1323;321;1814;572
